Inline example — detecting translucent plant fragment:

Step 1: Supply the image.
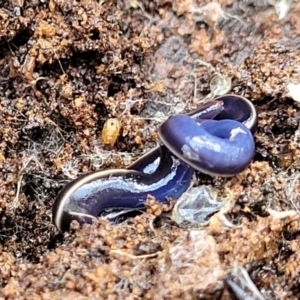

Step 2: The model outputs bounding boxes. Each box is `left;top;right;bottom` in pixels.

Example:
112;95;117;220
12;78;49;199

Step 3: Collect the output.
172;185;226;225
155;231;224;299
209;73;232;97
225;266;265;300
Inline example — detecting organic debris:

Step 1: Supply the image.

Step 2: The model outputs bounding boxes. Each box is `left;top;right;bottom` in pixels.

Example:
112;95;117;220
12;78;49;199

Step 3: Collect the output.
1;0;300;299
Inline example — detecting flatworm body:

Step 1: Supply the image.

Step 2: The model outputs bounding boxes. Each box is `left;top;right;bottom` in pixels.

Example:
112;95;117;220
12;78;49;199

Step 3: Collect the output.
53;94;257;231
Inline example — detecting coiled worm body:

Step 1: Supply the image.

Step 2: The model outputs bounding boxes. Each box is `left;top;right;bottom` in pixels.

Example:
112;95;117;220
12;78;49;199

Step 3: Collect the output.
159;117;254;176
53;94;257;231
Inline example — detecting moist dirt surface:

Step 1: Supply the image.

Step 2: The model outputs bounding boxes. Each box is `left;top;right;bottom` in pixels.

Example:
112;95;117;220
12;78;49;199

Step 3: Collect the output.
1;0;300;299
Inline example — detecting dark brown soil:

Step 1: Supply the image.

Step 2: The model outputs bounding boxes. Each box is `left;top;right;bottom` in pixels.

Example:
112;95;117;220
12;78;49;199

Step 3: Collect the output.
1;0;300;299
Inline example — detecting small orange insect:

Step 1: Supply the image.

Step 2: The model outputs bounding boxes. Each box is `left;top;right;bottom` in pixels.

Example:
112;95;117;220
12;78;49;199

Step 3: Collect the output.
101;118;121;146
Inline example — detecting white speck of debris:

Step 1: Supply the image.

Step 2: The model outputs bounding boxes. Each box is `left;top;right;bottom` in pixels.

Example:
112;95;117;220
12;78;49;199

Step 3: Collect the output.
272;0;292;20
287;83;300;102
